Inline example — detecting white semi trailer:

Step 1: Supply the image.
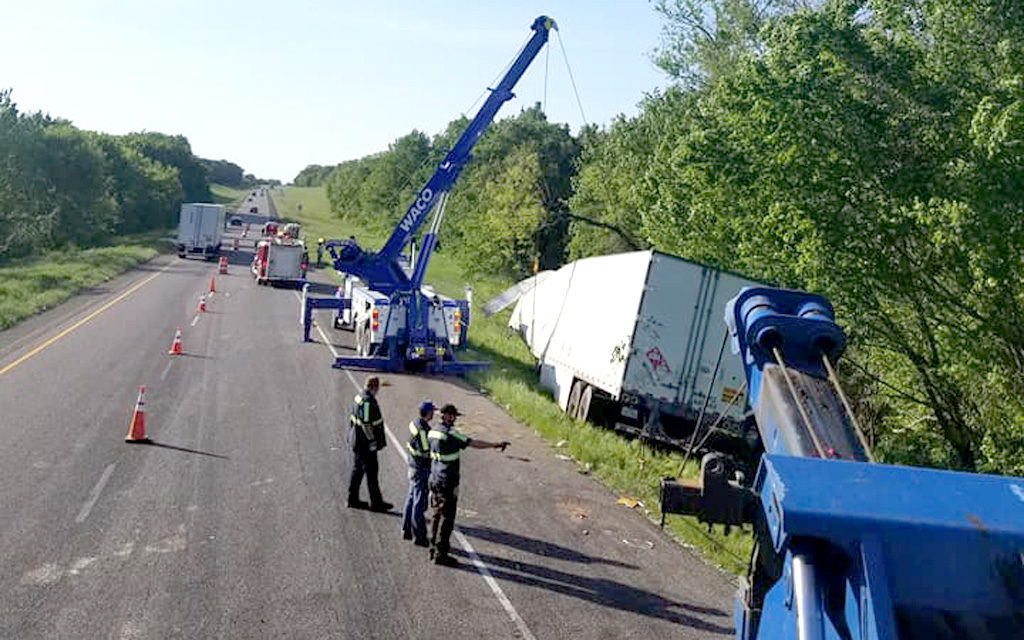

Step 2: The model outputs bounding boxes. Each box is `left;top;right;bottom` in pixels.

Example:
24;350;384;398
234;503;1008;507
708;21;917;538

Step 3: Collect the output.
509;250;765;448
177;203;225;261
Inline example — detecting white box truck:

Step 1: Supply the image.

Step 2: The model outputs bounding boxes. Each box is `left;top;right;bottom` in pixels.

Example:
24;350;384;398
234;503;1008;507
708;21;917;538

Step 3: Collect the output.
177;203;226;261
509;250;765;449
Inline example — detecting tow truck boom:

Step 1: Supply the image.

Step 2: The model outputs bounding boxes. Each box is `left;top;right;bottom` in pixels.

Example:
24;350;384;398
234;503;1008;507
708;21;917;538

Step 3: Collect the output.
324;15;557;295
661;287;1024;639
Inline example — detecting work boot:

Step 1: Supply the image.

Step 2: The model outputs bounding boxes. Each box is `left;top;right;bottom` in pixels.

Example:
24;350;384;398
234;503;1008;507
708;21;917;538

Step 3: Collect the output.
433;555;459;568
413;538;429;548
402;530;413;541
369;501;394;512
347;499;369;509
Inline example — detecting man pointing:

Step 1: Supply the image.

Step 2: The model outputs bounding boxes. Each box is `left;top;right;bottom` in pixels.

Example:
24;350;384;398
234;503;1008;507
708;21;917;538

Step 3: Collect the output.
427;404;509;567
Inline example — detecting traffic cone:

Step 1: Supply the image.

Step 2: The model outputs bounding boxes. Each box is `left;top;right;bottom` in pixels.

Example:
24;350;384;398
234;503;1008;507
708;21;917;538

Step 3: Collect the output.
125;385;148;442
208;276;216;293
197;294;207;313
218;256;228;274
168;327;183;355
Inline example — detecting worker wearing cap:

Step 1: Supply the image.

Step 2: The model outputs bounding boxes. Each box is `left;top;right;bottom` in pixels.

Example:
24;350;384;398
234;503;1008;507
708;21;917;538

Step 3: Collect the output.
316;237;325;267
346;376;393;512
401;400;434;546
427;404;509;566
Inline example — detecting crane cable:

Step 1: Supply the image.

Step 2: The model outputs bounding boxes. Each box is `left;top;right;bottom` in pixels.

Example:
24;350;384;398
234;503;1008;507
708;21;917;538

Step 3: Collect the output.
822;354;876;462
555;31;588;126
772;347;828;458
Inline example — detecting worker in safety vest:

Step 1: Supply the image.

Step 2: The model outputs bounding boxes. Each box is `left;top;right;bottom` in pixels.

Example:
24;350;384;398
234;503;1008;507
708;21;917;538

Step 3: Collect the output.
427;404;509;566
346;376;393;511
316;237;325;267
401;400;434;546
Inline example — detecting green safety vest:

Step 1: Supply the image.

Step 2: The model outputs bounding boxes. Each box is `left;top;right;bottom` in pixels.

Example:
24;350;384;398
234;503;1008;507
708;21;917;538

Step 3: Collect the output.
407;419;431;465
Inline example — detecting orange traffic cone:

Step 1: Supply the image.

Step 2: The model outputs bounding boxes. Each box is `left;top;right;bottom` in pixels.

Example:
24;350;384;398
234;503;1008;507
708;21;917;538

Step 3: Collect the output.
125;385;148;442
197;294;207;313
208;276;216;293
218;256;228;274
168;327;183;355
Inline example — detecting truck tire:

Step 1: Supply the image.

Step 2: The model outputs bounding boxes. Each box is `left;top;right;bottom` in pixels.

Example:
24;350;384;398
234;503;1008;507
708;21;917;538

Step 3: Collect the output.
566;380;583;420
577;384;594;422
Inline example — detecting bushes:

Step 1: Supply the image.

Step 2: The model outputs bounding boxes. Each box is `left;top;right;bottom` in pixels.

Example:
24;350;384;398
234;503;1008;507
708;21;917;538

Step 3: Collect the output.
0;89;210;262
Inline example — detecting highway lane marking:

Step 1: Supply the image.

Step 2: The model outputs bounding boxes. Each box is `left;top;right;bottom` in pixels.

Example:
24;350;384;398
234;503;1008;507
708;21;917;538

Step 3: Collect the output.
454;531;538;640
75;463;116;523
159;360;174;381
339;368;537;640
0;261;175;379
190;315;200;327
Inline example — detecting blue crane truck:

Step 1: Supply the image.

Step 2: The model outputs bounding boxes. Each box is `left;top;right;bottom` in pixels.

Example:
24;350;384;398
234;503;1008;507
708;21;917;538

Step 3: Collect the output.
302;16;557;374
661;287;1024;639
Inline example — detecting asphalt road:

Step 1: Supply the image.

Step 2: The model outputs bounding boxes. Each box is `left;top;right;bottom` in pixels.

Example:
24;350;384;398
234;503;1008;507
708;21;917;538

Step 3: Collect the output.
0;225;735;639
230;188;277;225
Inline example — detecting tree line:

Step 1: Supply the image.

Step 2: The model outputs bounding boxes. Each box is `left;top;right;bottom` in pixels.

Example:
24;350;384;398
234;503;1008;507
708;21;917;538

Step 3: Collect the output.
0;89;275;262
298;0;1022;476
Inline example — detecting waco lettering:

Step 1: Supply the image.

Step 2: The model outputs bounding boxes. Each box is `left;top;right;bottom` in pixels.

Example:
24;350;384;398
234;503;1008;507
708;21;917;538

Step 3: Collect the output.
399;188;434;232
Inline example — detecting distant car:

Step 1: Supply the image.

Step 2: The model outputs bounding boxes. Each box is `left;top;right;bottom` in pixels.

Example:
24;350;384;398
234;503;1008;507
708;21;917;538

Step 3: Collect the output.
229;217;243;226
249;207;258;214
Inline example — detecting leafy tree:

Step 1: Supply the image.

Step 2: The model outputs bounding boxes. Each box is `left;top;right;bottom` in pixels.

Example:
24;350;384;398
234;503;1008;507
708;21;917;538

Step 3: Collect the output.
201;158;244;186
123;132;211;202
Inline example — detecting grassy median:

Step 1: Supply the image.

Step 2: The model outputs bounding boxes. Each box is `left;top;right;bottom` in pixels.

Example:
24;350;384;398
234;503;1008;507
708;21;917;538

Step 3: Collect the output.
272;185;752;575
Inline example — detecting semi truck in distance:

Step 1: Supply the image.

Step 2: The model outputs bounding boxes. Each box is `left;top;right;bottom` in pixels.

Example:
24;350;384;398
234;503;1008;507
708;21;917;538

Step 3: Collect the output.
509;250;765;450
177;203;225;261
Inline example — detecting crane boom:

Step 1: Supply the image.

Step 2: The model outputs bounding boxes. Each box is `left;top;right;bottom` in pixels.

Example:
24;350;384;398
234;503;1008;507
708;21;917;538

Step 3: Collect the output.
327;15;557;294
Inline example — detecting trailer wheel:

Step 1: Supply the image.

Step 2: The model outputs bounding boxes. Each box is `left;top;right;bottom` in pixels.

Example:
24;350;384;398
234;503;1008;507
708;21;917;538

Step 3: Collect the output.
577;384;594;422
566;380;583;420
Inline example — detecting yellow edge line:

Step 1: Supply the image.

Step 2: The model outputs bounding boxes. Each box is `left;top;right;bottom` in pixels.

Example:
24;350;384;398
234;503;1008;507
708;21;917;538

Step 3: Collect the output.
0;261;175;378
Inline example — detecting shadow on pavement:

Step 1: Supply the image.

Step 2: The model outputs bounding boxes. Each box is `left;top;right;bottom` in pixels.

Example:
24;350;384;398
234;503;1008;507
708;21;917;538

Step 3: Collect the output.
140;439;229;460
458;524;638;569
449;547;732;633
224;249;255;267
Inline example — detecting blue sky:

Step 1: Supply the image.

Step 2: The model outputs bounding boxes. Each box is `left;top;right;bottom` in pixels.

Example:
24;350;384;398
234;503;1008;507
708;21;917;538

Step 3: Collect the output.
1;1;670;182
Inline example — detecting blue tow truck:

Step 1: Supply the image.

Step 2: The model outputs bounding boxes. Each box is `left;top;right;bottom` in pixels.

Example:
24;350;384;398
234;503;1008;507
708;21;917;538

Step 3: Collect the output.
302;16;557;375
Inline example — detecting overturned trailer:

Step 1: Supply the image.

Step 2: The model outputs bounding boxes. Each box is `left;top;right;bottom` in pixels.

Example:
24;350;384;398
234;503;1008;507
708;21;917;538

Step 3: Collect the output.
509;250;765;449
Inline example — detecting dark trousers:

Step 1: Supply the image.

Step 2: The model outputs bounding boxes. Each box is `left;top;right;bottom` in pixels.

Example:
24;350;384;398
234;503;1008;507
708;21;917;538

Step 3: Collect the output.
402;464;430;541
429;483;458;559
348;449;383;505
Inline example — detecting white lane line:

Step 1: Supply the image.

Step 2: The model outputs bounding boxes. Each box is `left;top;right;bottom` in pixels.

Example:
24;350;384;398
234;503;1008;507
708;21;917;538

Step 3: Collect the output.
337;367;536;640
190;315;199;327
75;463;116;523
455;531;538;640
159;360;174;381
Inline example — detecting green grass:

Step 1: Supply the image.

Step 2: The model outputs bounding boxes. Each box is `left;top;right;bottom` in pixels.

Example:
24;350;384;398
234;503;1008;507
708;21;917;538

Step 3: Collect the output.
210;184;250;209
275;185;752;574
0;236;167;329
